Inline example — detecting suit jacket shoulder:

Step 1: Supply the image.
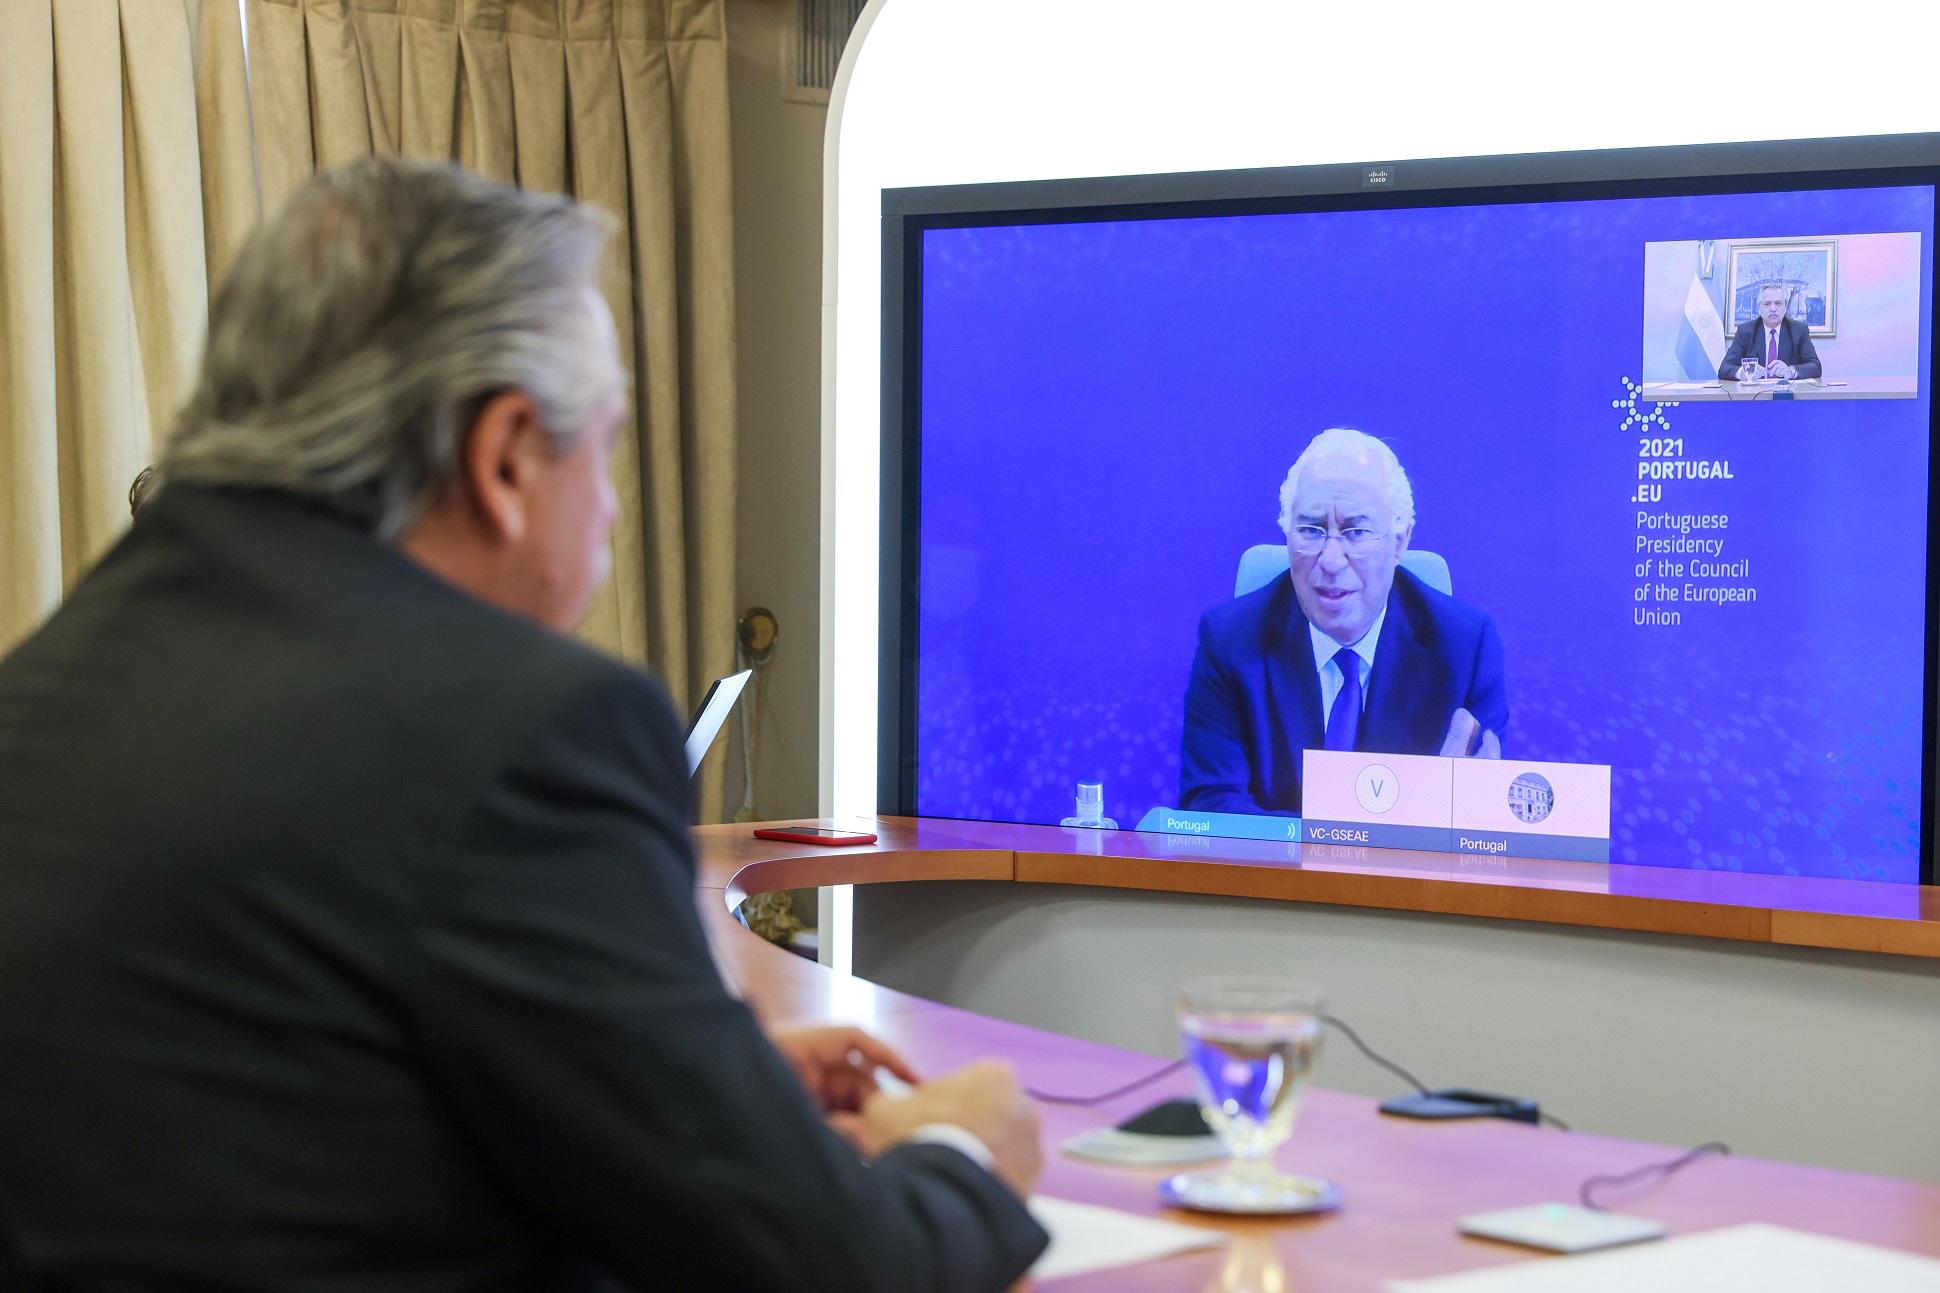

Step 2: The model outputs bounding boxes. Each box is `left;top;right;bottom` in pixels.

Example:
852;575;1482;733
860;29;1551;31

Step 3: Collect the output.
1390;564;1490;640
19;483;682;832
1198;571;1294;655
1364;566;1508;751
0;485;1045;1293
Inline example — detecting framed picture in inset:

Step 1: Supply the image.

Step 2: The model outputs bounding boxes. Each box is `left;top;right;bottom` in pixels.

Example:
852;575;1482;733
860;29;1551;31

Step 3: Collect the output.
1726;238;1838;337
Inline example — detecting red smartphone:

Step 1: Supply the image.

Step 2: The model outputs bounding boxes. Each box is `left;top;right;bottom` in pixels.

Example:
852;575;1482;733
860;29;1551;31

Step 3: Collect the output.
752;825;879;846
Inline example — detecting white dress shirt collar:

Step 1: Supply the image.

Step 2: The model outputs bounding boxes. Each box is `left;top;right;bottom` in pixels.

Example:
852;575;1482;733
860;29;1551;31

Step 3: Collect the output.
1309;605;1386;681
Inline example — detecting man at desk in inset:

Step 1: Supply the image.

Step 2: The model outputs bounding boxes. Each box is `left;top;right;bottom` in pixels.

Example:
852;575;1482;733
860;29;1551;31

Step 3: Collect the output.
1719;282;1823;381
1179;428;1507;815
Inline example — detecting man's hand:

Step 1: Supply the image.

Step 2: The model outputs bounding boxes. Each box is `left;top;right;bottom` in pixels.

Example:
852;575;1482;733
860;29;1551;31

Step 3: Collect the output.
771;1026;920;1114
1768;361;1797;380
833;1060;1044;1199
1439;707;1501;759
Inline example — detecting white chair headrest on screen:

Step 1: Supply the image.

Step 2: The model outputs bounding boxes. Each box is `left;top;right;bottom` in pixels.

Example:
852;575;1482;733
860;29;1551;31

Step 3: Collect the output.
1234;545;1452;599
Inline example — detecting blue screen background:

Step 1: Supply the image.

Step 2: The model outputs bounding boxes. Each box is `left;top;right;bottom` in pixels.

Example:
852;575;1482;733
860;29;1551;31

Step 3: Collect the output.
915;186;1933;883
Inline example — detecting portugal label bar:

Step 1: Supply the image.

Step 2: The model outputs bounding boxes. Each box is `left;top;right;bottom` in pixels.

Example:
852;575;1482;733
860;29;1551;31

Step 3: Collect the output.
1134;807;1301;843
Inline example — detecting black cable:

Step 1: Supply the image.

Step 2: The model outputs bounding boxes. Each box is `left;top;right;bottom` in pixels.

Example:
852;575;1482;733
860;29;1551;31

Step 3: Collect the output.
1326;1014;1577;1130
1026;1014;1430;1107
1319;1013;1429;1095
1022;1014;1580;1133
1579;1142;1729;1210
1024;1058;1187;1107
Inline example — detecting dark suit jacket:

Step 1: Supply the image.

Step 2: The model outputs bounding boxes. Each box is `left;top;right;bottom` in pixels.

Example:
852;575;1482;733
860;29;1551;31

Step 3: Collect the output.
1178;567;1507;815
1718;315;1822;380
0;485;1045;1293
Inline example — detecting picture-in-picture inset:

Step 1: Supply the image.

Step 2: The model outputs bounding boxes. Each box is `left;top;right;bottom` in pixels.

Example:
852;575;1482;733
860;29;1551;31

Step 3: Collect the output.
1640;232;1923;401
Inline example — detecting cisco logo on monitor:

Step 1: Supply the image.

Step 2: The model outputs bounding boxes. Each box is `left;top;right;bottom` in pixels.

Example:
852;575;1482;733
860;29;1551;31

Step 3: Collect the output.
1508;773;1554;825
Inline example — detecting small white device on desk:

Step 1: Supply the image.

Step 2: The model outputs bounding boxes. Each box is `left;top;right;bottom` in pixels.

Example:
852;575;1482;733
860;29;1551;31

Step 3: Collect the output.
1458;1203;1665;1253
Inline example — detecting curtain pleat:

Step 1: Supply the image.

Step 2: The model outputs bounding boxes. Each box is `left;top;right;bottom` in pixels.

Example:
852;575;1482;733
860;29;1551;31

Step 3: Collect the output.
0;0;255;644
0;2;63;639
245;1;316;211
663;26;737;730
304;5;377;167
567;37;644;664
618;38;688;685
193;0;266;288
51;0;147;586
507;34;566;194
353;7;404;153
454;24;516;183
399;12;460;158
239;0;739;817
2;0;250;649
120;0;213;464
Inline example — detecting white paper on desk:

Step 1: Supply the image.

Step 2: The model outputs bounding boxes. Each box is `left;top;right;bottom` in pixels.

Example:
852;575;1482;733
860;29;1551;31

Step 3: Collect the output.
1383;1223;1940;1293
1027;1196;1225;1281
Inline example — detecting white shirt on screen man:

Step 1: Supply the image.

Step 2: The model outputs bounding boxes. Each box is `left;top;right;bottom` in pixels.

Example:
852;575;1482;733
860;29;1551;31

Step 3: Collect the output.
1310;605;1387;728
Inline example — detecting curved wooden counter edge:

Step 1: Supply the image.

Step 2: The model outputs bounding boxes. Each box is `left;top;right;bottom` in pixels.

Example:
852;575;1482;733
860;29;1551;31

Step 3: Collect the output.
693;822;1940;1291
705;818;1940;961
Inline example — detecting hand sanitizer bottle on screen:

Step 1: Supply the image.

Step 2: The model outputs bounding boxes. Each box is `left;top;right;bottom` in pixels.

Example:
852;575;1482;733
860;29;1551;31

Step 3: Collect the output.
1061;781;1118;829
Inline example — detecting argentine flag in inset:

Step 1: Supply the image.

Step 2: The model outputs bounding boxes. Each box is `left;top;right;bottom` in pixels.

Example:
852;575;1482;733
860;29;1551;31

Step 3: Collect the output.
1676;273;1728;380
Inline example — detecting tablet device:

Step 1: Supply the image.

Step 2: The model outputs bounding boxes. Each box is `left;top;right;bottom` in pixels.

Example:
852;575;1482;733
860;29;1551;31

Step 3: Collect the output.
684;670;753;775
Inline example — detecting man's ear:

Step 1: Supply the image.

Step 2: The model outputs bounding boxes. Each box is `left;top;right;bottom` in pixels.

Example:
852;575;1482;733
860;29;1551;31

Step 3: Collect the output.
1393;522;1412;557
460;390;546;543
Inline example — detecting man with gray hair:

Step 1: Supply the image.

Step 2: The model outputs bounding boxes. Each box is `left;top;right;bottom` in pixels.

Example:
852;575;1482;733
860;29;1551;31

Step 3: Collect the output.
1718;281;1822;381
0;157;1045;1292
1179;427;1508;815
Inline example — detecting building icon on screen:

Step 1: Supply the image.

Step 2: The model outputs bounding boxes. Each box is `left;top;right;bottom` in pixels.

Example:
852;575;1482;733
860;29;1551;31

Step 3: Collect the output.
1508;772;1554;825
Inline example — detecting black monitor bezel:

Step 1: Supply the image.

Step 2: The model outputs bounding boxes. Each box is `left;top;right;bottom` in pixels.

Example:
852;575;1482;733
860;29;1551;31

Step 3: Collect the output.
879;132;1940;885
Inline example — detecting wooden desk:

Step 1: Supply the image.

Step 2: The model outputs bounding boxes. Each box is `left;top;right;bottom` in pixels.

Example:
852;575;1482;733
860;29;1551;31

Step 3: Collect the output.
709;817;1940;961
697;819;1940;1289
1641;376;1919;400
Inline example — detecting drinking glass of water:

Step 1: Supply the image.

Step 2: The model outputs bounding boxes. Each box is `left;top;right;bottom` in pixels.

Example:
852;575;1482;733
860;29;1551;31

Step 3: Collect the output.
1161;975;1341;1214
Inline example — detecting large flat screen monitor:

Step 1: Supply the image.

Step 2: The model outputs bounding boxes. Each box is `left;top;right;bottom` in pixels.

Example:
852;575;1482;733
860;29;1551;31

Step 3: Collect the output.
880;136;1939;884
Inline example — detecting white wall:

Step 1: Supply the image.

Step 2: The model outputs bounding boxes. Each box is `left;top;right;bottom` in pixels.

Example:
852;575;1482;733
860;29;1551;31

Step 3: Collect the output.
854;880;1940;1183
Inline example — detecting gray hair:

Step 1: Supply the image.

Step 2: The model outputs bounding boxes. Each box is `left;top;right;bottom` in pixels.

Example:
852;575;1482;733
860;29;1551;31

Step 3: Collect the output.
1759;282;1790;302
163;155;623;539
1277;427;1416;536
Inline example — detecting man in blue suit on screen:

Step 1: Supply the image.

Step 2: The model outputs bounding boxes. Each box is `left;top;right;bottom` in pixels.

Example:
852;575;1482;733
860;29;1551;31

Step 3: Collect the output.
1179;428;1507;816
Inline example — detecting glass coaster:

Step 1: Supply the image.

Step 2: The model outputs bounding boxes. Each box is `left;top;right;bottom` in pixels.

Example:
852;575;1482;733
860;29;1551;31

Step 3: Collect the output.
1160;1168;1343;1215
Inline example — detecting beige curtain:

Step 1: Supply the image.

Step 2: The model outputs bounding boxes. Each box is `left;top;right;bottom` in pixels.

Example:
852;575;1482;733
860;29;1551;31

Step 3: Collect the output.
0;0;739;817
0;0;256;652
243;0;740;814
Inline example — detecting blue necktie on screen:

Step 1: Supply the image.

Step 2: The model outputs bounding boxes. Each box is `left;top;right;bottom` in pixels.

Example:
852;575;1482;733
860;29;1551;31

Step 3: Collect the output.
1325;648;1361;751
